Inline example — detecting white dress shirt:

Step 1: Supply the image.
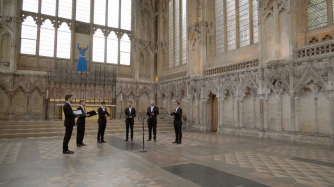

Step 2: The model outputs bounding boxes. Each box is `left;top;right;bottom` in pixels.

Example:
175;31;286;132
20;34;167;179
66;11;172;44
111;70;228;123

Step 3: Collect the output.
175;107;179;113
80;105;85;113
66;101;71;105
129;107;132;113
101;106;105;111
151;106;154;112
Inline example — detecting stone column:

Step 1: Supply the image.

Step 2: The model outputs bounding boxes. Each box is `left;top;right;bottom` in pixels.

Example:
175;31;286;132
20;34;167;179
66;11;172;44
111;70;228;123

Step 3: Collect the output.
329;91;334;147
239;99;243;129
196;97;200;124
259;94;265;132
277;94;282;131
200;97;209;131
218;96;224;132
295;96;300;132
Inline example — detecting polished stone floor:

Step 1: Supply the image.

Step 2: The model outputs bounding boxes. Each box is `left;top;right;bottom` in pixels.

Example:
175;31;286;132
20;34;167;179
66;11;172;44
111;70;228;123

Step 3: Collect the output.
0;131;334;187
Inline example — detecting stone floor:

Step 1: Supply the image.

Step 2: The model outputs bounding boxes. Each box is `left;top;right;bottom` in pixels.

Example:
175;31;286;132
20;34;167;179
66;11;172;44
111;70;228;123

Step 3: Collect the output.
0;131;334;187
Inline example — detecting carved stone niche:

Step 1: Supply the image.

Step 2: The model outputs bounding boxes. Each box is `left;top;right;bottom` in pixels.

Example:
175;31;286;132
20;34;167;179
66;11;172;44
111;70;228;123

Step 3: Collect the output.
75;21;90;35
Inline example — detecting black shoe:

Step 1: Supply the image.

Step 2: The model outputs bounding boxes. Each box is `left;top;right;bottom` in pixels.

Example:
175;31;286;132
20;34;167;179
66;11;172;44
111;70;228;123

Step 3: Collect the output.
177;142;182;144
131;139;133;141
63;150;74;154
147;139;151;141
97;141;102;144
154;139;156;142
172;141;178;143
125;139;128;141
101;140;107;143
77;144;82;147
81;143;87;146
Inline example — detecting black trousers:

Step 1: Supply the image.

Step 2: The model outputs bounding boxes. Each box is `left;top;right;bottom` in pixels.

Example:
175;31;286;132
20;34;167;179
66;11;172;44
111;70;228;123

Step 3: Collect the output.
148;120;157;140
126;119;134;140
97;122;106;141
76;125;85;145
63;126;73;151
175;123;182;142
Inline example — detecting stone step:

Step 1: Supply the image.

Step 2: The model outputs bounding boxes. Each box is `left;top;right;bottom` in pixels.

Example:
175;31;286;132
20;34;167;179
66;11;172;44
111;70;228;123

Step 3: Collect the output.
0;127;174;139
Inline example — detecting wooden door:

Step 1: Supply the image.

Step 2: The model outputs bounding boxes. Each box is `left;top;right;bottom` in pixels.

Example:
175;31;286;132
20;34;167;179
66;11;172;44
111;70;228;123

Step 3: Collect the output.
212;95;218;132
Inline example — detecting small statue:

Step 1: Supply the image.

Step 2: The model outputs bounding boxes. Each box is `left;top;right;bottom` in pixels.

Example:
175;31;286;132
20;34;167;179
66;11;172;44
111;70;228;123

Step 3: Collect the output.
77;43;89;72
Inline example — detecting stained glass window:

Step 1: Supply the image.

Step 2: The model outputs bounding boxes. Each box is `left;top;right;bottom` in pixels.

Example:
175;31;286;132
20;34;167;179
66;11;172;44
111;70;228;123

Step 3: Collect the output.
226;0;236;50
181;0;187;65
107;32;118;64
120;34;131;65
23;0;38;13
175;0;180;67
21;16;37;55
94;0;106;25
252;0;259;43
39;20;55;57
76;0;91;23
59;0;72;19
121;0;132;30
93;29;105;62
215;0;224;53
239;0;250;47
308;0;328;30
108;0;119;28
41;0;56;16
169;0;174;69
57;23;71;59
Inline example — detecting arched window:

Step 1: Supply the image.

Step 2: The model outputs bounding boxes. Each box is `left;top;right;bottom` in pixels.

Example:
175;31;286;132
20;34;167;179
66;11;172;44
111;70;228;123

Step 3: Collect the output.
41;0;56;16
76;0;91;23
108;0;119;28
308;0;328;30
39;20;55;57
215;0;258;54
57;23;71;59
21;16;37;55
121;0;132;30
93;29;105;63
239;0;250;47
22;0;38;13
107;32;118;64
120;34;131;65
168;0;174;69
94;0;106;26
59;0;72;19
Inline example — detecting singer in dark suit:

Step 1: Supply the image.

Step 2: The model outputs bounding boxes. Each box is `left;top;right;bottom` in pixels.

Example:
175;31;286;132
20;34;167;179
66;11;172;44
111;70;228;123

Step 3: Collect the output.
124;101;136;141
97;101;110;143
146;100;159;142
76;100;90;147
169;101;183;144
63;95;76;154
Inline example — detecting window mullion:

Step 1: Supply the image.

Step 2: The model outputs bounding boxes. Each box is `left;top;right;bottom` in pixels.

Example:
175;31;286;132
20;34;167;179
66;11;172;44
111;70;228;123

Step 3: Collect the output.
105;0;108;63
223;0;227;52
173;0;175;68
249;0;254;44
235;0;240;49
54;0;59;59
36;0;42;57
328;0;333;25
118;0;121;65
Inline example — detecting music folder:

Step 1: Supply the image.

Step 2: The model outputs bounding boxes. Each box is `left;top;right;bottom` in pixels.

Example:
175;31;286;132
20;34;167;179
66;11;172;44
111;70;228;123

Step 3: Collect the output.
73;110;82;115
87;110;97;117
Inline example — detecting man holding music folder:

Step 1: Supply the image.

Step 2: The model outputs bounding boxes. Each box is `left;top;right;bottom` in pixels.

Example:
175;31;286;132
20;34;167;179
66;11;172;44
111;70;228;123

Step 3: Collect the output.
76;100;97;147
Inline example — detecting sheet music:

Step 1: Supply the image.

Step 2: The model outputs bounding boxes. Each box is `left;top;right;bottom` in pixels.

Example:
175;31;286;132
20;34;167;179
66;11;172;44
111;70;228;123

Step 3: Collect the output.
73;110;82;115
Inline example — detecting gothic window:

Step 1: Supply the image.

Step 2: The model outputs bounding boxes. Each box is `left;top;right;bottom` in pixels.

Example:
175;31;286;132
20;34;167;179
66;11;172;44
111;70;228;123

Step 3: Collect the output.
169;0;174;69
175;0;180;67
215;0;258;54
226;0;236;50
93;29;105;63
308;0;328;30
57;23;71;59
108;0;119;28
21;16;37;55
107;32;118;64
59;0;72;19
215;0;224;53
120;34;131;65
22;0;38;13
181;0;187;65
76;0;91;23
39;20;55;57
239;0;250;47
252;0;259;43
121;0;132;30
169;0;188;69
41;0;56;16
94;0;106;25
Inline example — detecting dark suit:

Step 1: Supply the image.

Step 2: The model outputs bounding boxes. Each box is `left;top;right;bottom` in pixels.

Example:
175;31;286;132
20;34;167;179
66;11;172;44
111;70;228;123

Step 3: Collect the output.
76;106;86;145
63;102;75;151
97;107;110;142
125;107;136;140
170;107;183;143
146;106;159;140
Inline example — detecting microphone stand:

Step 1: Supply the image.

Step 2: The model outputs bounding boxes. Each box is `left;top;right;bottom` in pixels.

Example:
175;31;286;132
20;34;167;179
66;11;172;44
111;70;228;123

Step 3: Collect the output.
138;116;147;153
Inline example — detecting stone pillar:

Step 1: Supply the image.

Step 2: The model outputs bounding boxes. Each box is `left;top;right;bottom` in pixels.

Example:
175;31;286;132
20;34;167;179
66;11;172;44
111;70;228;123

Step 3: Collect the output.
329;91;334;147
314;96;318;134
259;94;265;132
218;97;224;132
196;97;200;124
277;94;282;131
200;97;209;131
239;99;243;129
295;96;300;132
